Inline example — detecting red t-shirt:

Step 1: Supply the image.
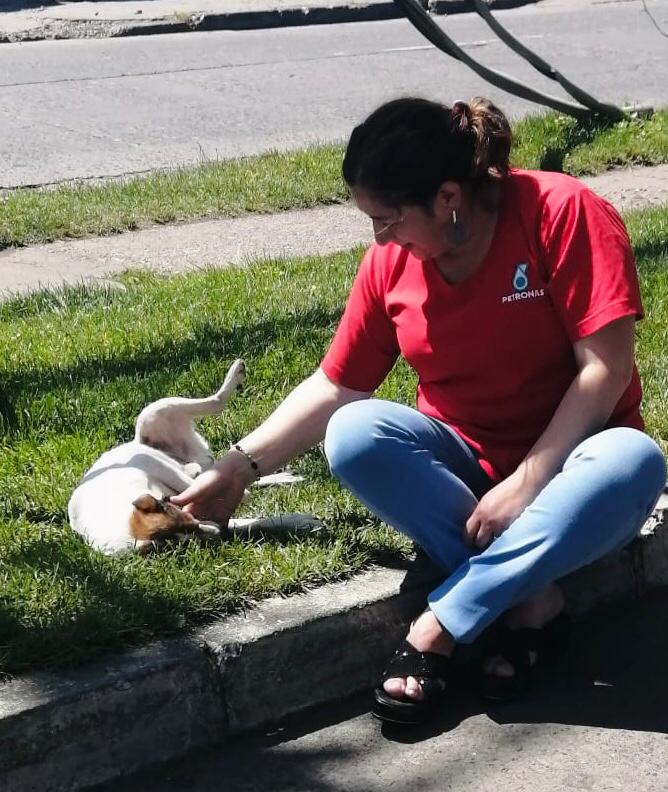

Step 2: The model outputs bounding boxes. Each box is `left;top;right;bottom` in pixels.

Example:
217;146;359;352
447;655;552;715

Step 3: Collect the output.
321;169;644;482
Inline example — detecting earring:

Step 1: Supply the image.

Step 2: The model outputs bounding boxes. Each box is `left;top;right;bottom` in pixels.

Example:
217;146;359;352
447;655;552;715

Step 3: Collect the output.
447;207;466;247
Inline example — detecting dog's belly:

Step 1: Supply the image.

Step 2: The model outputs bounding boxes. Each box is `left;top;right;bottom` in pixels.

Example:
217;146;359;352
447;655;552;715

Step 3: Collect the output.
68;471;155;554
68;443;192;554
85;441;182;476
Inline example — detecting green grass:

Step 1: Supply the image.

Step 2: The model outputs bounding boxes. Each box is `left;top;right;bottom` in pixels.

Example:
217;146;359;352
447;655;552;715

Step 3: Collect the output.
1;206;667;678
512;110;668;175
1;110;667;248
0;249;414;677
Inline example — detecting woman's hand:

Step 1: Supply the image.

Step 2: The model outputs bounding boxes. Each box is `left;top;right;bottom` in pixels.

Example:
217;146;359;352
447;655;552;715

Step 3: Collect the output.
465;471;541;549
170;453;254;525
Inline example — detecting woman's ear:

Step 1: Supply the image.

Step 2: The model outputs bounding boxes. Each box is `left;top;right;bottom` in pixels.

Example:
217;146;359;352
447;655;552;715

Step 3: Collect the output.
433;181;462;220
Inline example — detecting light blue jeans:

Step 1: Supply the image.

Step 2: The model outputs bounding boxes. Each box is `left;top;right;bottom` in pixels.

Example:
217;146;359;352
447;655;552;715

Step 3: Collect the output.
324;399;666;644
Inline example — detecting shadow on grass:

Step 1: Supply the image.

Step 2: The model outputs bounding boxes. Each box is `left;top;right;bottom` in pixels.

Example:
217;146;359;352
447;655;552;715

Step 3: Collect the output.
0;306;340;434
634;238;668;263
537;116;616;173
0;528;188;676
0;508;401;677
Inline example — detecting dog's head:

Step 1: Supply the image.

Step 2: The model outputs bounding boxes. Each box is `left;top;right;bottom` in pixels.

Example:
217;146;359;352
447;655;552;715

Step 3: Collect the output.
130;493;222;554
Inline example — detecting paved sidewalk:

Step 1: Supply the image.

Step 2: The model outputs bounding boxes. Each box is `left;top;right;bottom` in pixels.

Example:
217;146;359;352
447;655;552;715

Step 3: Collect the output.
0;0;536;43
2;164;668;298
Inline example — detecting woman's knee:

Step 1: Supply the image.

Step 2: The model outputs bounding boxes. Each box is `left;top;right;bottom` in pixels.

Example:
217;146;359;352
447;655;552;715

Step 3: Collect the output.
324;400;395;480
566;427;666;503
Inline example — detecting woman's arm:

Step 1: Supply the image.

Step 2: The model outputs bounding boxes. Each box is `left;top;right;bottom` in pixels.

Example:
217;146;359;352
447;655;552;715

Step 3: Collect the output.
235;367;372;475
465;315;636;548
171;367;371;522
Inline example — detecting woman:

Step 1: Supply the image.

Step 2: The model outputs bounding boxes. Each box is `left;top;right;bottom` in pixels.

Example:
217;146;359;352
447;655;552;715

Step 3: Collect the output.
173;96;666;725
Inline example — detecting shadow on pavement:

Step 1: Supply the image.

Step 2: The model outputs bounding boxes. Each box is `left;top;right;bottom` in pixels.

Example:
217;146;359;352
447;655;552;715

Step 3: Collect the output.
382;588;668;740
3;1;141;9
94;591;668;792
3;1;60;9
488;588;668;735
270;587;668;744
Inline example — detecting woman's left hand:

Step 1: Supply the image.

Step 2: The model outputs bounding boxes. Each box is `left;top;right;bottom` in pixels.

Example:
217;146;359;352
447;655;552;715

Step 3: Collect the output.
464;471;541;549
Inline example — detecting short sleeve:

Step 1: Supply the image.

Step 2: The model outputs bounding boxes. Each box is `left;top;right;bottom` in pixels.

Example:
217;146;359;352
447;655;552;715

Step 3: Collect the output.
320;246;400;391
541;186;643;341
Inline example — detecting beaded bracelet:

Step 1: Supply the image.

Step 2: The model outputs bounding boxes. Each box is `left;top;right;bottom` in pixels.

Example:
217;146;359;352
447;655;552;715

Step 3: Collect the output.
231;444;261;479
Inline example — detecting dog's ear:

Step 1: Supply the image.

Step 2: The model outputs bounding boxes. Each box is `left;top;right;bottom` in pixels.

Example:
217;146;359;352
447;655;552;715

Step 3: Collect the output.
132;493;163;513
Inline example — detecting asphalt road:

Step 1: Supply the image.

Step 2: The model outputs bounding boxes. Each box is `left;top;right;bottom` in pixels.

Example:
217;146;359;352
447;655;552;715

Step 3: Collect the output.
97;590;668;792
2;0;667;188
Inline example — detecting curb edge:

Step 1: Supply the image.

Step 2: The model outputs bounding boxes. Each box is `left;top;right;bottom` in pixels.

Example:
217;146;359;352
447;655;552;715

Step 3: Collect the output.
0;0;539;44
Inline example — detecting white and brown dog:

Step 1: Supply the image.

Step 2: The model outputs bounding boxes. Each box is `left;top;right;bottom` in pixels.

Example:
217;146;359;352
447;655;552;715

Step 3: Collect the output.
68;359;318;555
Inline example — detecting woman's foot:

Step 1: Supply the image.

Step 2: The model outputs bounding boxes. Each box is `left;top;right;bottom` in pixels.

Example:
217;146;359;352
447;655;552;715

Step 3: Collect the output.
482;583;566;678
479;583;571;702
373;609;455;724
383;610;455;700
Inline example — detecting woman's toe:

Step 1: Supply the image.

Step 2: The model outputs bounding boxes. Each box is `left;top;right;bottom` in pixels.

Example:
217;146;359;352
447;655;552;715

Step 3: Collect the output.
482;655;515;678
383;675;424;700
404;675;423;699
383;676;406;697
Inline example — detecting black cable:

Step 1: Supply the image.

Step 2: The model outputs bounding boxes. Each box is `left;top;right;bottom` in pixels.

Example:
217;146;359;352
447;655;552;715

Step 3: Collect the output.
470;0;624;119
642;0;668;38
392;0;624;119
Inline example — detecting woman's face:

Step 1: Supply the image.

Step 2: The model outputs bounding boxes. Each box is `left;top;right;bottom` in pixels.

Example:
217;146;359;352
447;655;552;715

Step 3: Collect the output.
352;187;455;262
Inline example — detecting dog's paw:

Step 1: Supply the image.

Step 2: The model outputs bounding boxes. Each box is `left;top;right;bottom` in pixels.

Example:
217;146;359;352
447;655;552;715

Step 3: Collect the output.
197;521;223;538
226;358;246;392
184;462;204;478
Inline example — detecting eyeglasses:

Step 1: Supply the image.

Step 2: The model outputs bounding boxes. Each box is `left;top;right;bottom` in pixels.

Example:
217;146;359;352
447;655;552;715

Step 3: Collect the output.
372;214;405;241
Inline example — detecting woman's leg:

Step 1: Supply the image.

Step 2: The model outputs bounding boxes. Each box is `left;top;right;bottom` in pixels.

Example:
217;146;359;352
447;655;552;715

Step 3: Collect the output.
324;399;492;575
326;408;665;703
324;399;491;704
429;427;666;643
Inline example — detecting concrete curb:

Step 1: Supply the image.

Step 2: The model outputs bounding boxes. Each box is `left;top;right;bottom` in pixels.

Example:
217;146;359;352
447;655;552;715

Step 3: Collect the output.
0;0;538;44
1;495;665;792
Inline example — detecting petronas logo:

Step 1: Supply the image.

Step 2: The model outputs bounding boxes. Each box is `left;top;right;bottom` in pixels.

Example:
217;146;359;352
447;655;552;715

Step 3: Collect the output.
501;262;545;304
513;263;529;292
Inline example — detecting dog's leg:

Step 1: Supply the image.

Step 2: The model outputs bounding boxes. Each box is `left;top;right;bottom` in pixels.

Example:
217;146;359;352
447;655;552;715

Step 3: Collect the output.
164;358;246;416
129;452;197;494
184;462;203;478
136;359;245;438
255;472;304;487
133;360;245;464
227;513;323;536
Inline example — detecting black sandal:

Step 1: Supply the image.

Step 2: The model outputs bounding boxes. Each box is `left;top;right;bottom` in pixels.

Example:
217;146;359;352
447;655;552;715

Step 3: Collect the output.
372;640;451;725
481;612;572;702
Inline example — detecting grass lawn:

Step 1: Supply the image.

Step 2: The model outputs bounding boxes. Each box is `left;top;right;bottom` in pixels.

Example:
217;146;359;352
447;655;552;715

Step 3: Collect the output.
1;204;666;678
1;110;667;248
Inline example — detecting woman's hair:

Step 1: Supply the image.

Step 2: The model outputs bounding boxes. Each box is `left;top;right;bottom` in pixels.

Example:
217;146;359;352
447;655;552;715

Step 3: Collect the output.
342;96;512;209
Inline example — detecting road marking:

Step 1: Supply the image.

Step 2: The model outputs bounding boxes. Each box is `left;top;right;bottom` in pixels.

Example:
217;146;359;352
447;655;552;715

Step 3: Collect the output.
0;33;546;89
335;34;544;56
